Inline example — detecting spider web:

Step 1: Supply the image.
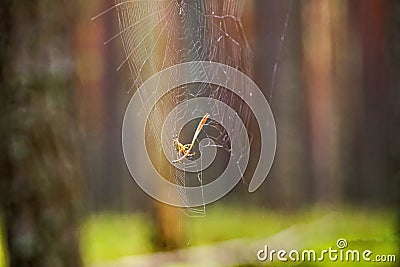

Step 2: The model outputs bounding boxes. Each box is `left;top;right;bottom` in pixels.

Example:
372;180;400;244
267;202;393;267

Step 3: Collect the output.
94;0;290;216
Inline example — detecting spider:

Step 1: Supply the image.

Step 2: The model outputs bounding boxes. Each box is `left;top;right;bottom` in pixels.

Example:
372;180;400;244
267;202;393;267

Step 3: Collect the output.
173;139;195;158
172;113;210;163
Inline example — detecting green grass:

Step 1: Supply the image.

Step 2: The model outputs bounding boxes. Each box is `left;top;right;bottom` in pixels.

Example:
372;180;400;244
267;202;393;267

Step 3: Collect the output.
185;205;328;245
80;213;154;264
0;231;5;267
79;205;398;266
0;206;398;267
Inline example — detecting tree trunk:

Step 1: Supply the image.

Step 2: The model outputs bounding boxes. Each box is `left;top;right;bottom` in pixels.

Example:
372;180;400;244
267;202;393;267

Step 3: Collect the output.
301;0;341;205
0;1;83;267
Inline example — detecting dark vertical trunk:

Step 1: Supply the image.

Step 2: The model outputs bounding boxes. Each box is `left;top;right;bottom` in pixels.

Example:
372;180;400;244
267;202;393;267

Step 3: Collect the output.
356;0;391;204
388;0;400;245
0;1;83;267
254;0;312;209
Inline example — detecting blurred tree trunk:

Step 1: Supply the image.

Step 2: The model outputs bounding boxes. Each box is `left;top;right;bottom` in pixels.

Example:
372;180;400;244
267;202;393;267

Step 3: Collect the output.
255;0;312;209
329;1;362;204
0;1;83;267
301;1;341;204
353;0;391;204
389;0;400;238
75;0;109;212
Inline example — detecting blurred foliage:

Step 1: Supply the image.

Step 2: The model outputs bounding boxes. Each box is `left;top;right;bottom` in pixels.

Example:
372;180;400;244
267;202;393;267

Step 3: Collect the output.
80;214;154;264
81;205;398;266
2;205;396;266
